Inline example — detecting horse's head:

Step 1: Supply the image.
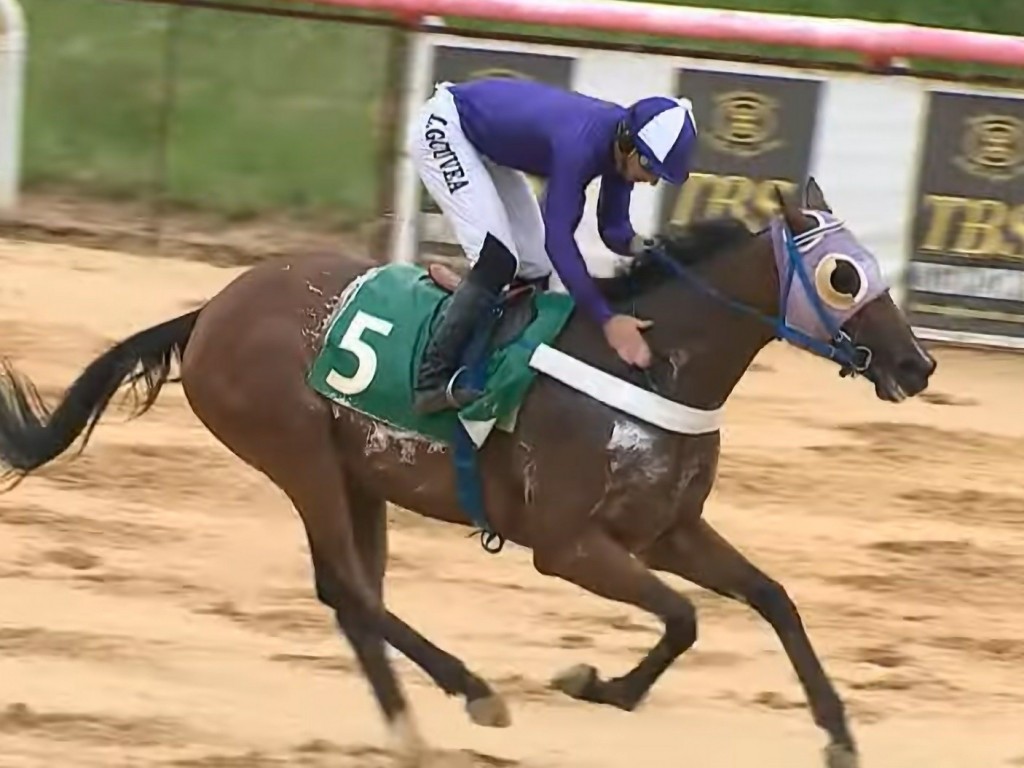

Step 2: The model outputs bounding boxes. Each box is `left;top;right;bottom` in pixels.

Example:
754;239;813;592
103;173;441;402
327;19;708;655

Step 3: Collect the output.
773;178;936;402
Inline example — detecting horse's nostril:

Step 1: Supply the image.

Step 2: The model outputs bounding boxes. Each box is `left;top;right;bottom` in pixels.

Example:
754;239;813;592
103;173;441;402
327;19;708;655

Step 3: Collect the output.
898;356;935;386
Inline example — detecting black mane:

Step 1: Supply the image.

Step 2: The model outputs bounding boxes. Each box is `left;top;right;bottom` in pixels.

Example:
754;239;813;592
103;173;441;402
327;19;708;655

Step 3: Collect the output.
595;217;755;303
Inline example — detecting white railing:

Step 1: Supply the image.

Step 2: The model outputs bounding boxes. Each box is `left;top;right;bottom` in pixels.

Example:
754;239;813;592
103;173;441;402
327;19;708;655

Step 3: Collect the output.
0;0;26;211
298;0;1024;68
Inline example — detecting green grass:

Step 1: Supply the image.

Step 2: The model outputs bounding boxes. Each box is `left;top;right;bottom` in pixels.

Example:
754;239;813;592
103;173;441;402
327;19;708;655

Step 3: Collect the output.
22;0;393;223
18;0;1024;223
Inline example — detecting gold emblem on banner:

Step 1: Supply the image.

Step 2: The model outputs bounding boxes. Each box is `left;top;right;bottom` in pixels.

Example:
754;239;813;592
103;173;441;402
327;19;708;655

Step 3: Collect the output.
955;114;1024;182
467;67;533;81
706;90;783;158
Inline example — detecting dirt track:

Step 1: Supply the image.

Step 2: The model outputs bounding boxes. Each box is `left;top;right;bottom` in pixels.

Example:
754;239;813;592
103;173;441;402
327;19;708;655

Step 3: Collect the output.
0;236;1022;768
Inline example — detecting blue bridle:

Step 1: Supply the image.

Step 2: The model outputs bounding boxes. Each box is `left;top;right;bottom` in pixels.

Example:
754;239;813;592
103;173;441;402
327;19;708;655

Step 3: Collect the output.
646;217;873;377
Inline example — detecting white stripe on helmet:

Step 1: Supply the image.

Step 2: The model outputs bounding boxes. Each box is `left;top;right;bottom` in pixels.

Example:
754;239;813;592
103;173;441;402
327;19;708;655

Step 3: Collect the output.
636;98;696;162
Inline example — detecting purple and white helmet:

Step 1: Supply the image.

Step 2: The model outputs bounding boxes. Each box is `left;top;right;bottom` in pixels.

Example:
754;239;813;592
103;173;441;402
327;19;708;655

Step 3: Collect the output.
626;96;698;185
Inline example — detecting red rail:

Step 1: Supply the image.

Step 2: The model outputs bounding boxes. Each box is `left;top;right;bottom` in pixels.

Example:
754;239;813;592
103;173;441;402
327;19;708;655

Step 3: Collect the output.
294;0;1024;68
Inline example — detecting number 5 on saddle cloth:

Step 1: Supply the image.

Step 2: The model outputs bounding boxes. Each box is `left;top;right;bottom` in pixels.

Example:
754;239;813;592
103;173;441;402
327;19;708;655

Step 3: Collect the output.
306;262;576;553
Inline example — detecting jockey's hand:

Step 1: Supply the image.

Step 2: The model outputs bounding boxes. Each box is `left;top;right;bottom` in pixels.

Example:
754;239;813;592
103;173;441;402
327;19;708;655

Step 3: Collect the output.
629;234;664;257
603;314;653;369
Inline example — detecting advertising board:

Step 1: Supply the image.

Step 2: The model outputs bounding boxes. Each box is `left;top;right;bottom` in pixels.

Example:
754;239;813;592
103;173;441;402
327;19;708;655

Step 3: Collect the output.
660;68;822;234
907;89;1024;346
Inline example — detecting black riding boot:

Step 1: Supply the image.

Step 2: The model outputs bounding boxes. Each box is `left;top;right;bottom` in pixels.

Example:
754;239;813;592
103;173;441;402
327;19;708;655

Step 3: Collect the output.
413;234;516;415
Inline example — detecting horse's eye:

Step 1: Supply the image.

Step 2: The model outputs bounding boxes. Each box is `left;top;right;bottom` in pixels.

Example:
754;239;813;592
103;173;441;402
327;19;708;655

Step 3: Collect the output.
831;260;861;297
815;254;866;310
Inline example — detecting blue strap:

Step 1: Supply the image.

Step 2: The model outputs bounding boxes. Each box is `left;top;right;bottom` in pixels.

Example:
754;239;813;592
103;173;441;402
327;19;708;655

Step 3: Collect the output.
451;420;503;553
780;226;862;365
451;298;505;554
646;222;865;372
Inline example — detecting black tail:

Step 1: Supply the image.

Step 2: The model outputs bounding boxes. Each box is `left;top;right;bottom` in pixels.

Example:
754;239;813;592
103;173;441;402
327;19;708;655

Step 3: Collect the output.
0;308;203;482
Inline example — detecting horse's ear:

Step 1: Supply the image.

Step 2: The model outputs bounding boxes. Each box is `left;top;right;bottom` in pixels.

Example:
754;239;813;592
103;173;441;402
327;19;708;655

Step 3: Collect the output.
774;184;806;234
804;176;832;213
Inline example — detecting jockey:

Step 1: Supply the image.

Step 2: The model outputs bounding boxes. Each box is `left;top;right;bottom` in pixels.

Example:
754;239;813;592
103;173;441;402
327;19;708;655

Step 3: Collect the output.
408;76;698;414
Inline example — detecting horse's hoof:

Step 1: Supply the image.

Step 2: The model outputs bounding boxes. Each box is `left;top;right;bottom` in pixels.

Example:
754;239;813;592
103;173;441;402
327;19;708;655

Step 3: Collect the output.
466;694;511;728
389;712;430;767
550;663;599;699
825;743;859;768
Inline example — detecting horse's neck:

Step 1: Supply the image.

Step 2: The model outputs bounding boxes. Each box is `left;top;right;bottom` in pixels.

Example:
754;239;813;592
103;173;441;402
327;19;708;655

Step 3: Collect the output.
639;237;781;411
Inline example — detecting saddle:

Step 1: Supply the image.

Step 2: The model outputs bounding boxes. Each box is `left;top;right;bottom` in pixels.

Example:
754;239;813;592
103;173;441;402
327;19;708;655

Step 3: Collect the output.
427;262;547;349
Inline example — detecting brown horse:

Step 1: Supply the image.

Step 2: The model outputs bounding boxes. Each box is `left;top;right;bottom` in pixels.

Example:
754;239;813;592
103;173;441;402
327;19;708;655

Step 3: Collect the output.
0;178;934;768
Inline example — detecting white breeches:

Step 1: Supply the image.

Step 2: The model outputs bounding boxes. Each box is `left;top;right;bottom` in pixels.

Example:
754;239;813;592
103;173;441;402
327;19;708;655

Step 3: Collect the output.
407;83;553;281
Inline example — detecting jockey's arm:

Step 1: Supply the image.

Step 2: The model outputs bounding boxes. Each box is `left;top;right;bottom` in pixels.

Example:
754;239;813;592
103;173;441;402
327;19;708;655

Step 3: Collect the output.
542;161;616;328
596;173;637;257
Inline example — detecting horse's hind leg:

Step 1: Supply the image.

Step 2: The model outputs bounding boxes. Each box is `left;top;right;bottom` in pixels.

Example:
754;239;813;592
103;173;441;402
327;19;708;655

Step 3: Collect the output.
349;484;388;602
344;485;510;728
533;528;698;711
644;519;857;768
279;453;430;765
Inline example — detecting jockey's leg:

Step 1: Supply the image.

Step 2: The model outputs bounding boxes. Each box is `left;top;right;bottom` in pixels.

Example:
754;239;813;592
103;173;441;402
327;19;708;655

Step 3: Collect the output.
408;84;522;414
484;162;552;283
414;234;516;413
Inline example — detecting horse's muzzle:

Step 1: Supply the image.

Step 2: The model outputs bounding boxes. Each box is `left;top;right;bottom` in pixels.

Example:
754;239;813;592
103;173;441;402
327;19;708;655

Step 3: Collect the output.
898;352;937;396
872;348;936;402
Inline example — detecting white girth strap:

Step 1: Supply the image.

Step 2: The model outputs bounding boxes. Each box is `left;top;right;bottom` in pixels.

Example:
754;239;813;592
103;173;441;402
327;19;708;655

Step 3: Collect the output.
528;344;723;435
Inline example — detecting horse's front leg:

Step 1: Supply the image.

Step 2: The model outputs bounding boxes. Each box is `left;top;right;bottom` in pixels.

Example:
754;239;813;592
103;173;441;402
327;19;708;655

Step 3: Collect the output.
533;525;698;712
643;519;857;768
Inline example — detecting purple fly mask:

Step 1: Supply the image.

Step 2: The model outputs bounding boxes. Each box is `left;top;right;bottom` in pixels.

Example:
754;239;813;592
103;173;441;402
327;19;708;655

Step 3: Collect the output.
770;210;890;343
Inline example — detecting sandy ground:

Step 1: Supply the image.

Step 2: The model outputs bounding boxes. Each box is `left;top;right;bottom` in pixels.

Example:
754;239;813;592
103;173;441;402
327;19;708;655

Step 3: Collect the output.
0;236;1021;768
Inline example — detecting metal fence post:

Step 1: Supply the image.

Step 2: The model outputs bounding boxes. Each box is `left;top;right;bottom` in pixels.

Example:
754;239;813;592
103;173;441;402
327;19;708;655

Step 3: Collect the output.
0;0;26;212
369;19;408;258
152;4;185;248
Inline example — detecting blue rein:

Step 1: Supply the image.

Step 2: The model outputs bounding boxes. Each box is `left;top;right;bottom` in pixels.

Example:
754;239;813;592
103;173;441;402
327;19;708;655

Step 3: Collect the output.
646;219;871;376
